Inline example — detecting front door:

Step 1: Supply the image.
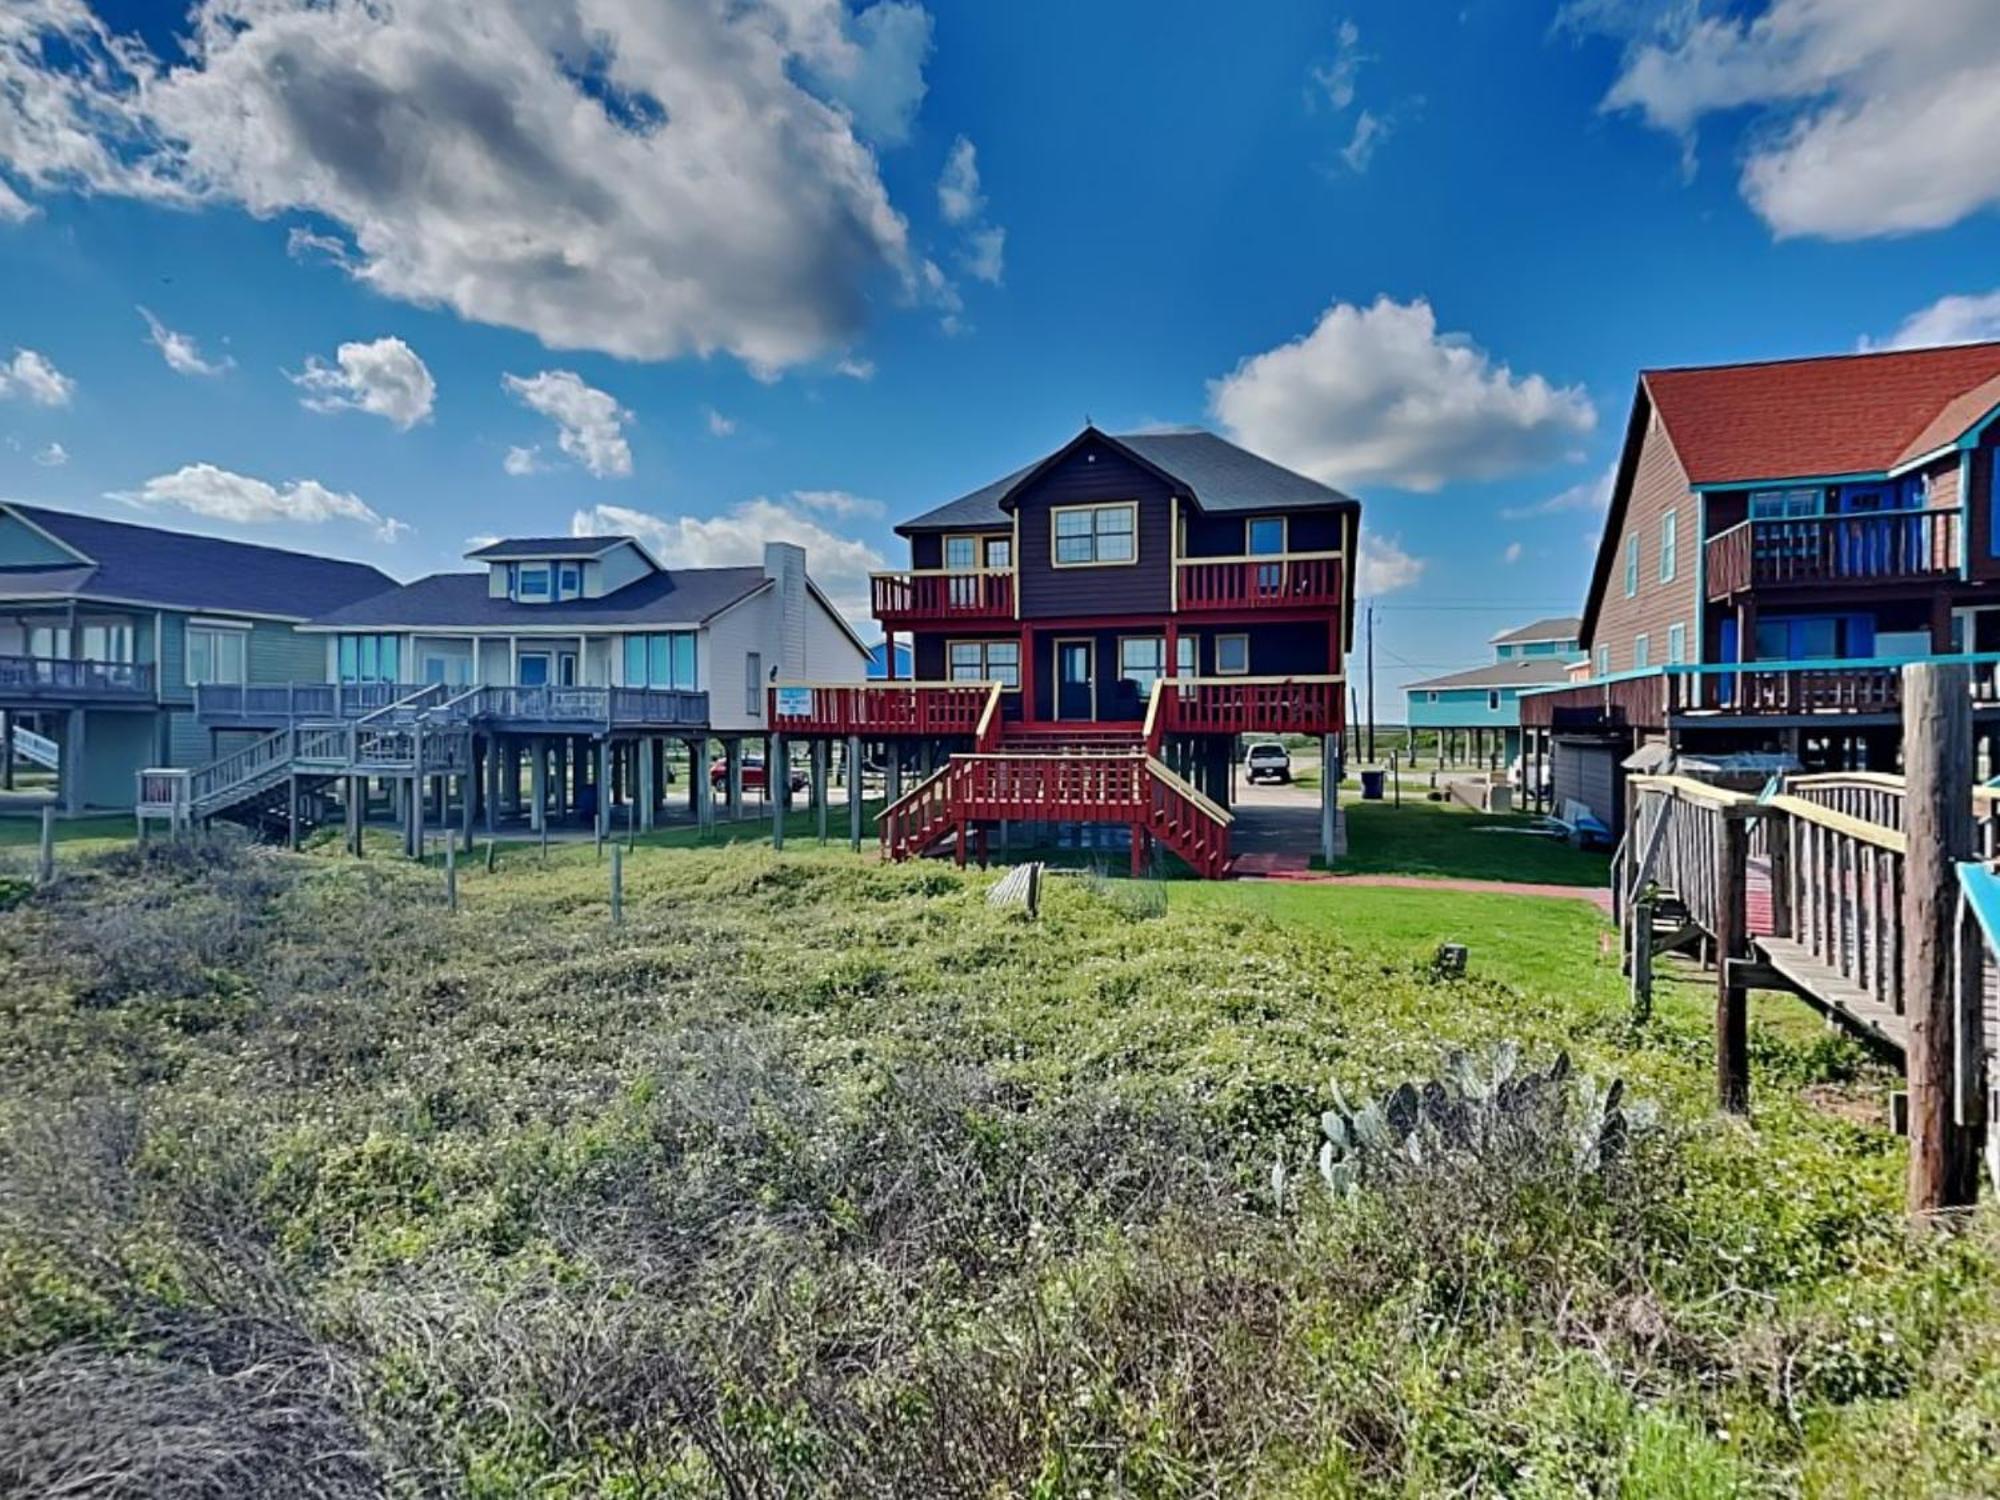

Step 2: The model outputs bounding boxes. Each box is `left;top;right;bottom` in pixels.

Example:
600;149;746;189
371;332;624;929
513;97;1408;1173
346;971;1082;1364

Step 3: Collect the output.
1055;638;1094;720
557;650;578;687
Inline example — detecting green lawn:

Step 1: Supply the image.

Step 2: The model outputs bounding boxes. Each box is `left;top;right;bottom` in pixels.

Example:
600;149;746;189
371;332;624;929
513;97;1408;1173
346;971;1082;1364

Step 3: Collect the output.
1334;791;1609;886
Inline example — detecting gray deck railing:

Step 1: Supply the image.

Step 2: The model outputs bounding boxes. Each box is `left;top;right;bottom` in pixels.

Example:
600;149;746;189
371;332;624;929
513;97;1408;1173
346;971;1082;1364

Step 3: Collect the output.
195;680;709;730
194;682;421;722
0;654;154;701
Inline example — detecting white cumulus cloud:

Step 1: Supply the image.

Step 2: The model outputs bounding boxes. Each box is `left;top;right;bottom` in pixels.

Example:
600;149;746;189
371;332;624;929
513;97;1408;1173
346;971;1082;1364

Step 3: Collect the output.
0;347;74;407
504;370;632;478
702;405;737;438
32;441;66;467
935;134;1005;286
573;496;886;625
0;0;939;372
138;306;231;377
114;462;407;542
1208;296;1595;492
1499;461;1618;521
1356;533;1425;596
502;445;547;477
1582;0;2000;240
789;488;884;520
291;337;435;428
1881;290;2000;350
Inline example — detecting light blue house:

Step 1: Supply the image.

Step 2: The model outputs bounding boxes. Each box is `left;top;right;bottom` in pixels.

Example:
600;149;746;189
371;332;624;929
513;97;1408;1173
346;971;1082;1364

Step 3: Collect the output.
0;503;395;814
1404;616;1585;764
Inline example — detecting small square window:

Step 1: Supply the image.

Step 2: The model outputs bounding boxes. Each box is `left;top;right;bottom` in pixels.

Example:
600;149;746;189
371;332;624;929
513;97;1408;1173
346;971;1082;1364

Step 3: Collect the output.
1215;635;1249;675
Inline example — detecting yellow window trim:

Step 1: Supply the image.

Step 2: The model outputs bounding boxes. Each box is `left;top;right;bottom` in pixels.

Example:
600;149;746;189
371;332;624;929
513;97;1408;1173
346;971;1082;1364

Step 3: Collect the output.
1049;500;1140;569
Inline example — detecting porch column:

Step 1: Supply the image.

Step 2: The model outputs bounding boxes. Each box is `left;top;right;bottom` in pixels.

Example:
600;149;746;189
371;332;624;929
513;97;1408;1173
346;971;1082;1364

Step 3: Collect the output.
529;737;546;833
1020;628;1036;722
813;738;829;844
848;733;863;851
725;737;744;821
61;708;84;818
886;741;902;803
770;732;786;850
597;737;612;842
2;709;12;790
1320;732;1337;868
883;629;895;681
638;736;656;832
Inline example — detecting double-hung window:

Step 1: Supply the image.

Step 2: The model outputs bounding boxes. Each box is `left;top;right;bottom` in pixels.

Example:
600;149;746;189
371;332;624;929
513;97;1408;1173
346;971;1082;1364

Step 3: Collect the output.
1634;634;1651;670
1118;637;1168;694
1667;622;1687;665
1624;536;1640;597
187;621;248;685
1597;645;1611;677
1215;634;1249;675
557;563;582;599
1053;503;1137;566
1659;511;1678;582
944;535;979;570
947;639;1019;688
515;564;551;601
80;623;133;662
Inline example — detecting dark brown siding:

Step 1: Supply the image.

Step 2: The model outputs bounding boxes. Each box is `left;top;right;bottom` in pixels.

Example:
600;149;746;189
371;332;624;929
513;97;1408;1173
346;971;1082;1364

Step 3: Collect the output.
1014;437;1175;618
909;528;1009;571
1178;508;1346;559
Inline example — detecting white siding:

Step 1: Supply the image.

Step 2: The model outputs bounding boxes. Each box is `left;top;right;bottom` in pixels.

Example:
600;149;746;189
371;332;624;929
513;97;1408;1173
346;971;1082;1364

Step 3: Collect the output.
701;588;773;732
592;542;652;597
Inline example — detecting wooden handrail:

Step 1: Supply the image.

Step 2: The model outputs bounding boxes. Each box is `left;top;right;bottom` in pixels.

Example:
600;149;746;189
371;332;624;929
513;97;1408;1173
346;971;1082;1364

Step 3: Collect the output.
1765;793;1907;854
1145;755;1234;825
869;566;1014;579
1626;773;1760;811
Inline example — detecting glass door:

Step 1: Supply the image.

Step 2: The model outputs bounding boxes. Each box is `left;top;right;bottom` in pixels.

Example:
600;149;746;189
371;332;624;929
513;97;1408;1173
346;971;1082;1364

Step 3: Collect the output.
1055;638;1094;720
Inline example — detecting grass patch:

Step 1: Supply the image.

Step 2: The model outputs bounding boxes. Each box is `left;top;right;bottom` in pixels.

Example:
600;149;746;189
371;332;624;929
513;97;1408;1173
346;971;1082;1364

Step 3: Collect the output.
1335;793;1608;886
0;835;1991;1496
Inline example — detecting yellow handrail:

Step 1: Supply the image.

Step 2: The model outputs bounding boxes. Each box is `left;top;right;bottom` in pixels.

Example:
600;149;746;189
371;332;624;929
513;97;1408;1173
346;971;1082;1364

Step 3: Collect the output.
974;681;1003;749
1175;549;1344;565
1764;793;1908;854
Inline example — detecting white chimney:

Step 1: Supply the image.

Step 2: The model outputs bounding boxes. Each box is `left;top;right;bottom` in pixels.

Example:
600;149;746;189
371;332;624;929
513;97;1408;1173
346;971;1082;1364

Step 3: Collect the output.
765;541;807;679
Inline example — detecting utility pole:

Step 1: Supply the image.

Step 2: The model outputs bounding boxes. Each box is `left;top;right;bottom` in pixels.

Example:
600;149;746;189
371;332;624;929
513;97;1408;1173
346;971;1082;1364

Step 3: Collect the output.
1365;603;1377;763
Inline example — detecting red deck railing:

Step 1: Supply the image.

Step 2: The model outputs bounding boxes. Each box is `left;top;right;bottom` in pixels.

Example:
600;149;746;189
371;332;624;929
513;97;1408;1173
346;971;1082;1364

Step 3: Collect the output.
769;680;995;737
1705;509;1960;600
870;570;1014;626
1146;675;1342;747
1176;553;1342;612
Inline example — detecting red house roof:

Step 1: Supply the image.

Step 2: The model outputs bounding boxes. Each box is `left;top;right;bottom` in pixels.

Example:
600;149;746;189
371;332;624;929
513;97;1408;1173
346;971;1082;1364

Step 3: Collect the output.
1644;340;2000;486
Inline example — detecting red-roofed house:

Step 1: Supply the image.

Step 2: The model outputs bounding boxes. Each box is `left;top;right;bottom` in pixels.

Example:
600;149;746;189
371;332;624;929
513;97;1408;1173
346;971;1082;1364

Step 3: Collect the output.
1523;341;2000;831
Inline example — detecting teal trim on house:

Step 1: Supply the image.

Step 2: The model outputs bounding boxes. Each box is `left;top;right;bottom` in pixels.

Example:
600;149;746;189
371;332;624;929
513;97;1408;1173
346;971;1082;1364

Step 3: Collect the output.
0;511;84;567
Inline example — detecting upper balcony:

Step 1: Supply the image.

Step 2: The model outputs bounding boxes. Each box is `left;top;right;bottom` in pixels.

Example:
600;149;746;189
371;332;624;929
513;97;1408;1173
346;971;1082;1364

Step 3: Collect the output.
870;569;1014;628
1176;552;1343;614
0;654;154;706
1706;508;1960;601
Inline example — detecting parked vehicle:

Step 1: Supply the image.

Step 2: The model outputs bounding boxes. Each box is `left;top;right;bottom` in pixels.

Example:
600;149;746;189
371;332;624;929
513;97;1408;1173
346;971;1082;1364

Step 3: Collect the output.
1243;741;1292;784
711;753;807;794
1508;755;1552;802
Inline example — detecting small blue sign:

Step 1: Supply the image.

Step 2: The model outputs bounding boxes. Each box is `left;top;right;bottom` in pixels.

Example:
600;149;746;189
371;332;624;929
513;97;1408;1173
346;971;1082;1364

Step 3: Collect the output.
774;686;814;719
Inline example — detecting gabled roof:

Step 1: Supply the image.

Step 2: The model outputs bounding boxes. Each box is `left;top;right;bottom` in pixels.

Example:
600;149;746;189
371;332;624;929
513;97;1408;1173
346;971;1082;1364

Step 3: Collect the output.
466;535;634;561
0;503;396;619
1644;340;2000;486
1491;615;1581;646
1581;341;2000;646
896;426;1359;534
1405;656;1577;693
304;568;769;630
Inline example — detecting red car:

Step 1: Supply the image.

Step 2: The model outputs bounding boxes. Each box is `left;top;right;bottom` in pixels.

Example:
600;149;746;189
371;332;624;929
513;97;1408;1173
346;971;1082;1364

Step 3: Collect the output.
710;753;807;794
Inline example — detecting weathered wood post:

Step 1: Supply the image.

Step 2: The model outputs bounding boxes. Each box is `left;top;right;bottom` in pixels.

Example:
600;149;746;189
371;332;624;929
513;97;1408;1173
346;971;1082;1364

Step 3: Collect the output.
36;803;54;886
1715;804;1751;1113
1320;731;1337;867
610;843;623;926
444;832;458;913
848;733;863;852
1903;660;1982;1214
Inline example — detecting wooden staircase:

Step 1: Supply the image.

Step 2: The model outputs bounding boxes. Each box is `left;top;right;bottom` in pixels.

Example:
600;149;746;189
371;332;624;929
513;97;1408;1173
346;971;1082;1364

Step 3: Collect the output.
877;694;1234;877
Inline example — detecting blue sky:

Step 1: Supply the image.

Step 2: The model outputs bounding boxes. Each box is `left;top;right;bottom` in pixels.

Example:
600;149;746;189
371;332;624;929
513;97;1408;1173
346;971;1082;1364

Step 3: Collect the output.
3;0;1999;710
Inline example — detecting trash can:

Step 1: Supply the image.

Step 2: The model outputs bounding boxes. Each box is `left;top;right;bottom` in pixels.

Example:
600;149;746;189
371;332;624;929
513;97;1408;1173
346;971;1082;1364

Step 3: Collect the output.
1360;767;1386;801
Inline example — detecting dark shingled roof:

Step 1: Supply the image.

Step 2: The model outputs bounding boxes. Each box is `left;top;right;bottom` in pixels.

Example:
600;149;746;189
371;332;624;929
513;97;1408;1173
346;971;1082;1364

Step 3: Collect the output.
465;536;633;561
897;427;1359;533
0;503;396;618
1405;656;1578;694
1490;615;1582;646
305;568;771;630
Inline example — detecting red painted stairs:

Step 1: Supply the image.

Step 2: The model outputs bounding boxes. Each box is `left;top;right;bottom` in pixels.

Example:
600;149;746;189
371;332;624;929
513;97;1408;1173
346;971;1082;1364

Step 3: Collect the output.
877;714;1234;878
